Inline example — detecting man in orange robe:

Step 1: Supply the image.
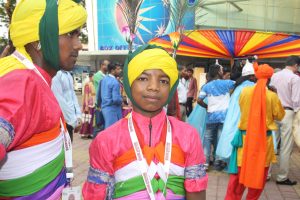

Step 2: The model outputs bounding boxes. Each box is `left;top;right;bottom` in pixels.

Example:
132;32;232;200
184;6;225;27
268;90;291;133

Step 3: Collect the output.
225;63;285;200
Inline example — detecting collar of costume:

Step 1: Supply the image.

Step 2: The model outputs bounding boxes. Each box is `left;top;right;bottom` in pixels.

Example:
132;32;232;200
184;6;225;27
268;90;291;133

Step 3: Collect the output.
9;0;87;70
131;109;166;127
239;63;274;189
123;44;179;111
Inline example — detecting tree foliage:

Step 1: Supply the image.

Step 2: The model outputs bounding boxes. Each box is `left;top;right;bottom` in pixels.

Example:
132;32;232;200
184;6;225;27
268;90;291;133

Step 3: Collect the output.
0;0;88;52
0;0;16;49
0;0;16;25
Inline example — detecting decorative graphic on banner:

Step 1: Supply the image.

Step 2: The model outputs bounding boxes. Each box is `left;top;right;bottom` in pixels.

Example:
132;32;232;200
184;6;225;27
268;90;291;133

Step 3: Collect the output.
97;0;195;51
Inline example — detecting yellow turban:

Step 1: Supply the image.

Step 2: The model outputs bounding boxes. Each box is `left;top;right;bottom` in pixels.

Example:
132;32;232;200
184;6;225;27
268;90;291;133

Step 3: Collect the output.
0;0;87;76
10;0;87;47
123;44;179;108
128;48;178;89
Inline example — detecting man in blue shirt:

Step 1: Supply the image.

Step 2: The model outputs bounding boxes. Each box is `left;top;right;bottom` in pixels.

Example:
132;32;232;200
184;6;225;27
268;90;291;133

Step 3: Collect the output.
94;60;109;136
198;64;235;171
100;63;123;129
52;70;82;141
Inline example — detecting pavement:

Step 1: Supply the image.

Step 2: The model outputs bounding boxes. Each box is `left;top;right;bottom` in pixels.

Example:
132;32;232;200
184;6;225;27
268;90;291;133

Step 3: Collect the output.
72;133;300;200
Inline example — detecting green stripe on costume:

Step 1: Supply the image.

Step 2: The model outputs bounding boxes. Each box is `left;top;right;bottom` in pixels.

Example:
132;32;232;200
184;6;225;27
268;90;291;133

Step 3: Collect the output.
0;149;65;197
113;175;185;198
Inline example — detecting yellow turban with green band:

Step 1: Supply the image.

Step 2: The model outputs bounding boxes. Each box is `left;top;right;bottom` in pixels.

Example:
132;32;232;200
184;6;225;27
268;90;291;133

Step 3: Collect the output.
128;48;178;88
9;0;87;70
124;44;179;109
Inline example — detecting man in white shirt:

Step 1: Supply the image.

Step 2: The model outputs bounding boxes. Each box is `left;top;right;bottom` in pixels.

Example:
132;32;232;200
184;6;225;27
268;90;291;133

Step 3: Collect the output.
270;55;300;185
52;70;82;142
177;65;189;121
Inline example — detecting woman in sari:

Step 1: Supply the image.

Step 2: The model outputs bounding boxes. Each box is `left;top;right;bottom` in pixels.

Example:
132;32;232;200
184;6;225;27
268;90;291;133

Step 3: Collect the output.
80;73;95;138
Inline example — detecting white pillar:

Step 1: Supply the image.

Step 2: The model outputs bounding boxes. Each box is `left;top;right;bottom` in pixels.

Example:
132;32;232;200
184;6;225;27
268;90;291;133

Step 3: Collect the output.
86;0;98;51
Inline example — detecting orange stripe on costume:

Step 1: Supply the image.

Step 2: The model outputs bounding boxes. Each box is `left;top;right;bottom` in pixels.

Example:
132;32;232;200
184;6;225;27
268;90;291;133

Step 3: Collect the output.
14;121;61;150
113;143;185;171
114;116;185;170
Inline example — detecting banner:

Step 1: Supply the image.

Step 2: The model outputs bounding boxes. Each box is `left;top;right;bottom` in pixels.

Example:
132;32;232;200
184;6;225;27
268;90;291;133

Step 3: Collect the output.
97;0;195;51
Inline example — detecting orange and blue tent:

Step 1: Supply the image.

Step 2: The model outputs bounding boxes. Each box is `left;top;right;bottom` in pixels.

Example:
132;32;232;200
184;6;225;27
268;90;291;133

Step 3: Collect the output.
149;30;300;59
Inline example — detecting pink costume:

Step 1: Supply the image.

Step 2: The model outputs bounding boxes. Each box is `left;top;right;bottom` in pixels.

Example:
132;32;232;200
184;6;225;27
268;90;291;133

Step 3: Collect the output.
82;110;208;199
0;65;67;199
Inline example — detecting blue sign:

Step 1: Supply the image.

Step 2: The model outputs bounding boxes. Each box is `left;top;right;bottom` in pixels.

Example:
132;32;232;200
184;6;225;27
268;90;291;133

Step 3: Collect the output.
97;0;195;51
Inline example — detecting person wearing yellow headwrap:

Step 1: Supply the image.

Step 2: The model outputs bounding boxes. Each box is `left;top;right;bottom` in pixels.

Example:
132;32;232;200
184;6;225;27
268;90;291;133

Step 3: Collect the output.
225;63;285;200
0;0;86;198
123;44;179;109
83;44;208;200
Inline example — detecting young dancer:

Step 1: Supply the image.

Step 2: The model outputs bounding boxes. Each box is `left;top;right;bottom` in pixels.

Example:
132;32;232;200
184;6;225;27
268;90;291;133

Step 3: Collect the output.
82;44;208;200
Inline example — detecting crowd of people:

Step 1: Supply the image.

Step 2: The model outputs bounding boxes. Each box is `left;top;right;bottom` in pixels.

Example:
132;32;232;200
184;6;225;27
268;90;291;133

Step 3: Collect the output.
189;56;300;199
0;0;300;199
52;60;128;140
65;54;299;200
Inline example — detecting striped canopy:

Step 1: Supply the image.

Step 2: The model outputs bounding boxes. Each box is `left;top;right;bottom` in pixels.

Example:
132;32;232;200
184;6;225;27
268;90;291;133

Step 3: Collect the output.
149;30;300;59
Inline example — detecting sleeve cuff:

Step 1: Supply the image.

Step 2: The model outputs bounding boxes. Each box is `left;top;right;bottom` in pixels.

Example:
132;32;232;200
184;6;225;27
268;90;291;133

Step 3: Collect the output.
184;174;208;192
82;182;107;200
69;119;78;128
76;114;82;119
0;117;15;149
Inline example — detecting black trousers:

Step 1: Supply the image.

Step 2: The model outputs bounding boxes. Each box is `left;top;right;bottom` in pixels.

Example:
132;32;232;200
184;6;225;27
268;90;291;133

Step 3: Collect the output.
66;123;74;142
186;97;194;117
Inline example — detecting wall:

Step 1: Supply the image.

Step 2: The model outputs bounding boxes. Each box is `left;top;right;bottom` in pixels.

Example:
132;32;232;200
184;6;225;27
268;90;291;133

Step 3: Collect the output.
196;0;300;34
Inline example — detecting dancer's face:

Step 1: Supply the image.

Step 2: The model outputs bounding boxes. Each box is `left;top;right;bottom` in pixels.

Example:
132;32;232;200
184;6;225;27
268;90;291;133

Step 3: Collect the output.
131;69;170;117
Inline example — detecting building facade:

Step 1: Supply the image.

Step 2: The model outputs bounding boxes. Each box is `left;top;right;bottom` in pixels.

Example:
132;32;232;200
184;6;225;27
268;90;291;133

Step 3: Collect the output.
196;0;300;34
